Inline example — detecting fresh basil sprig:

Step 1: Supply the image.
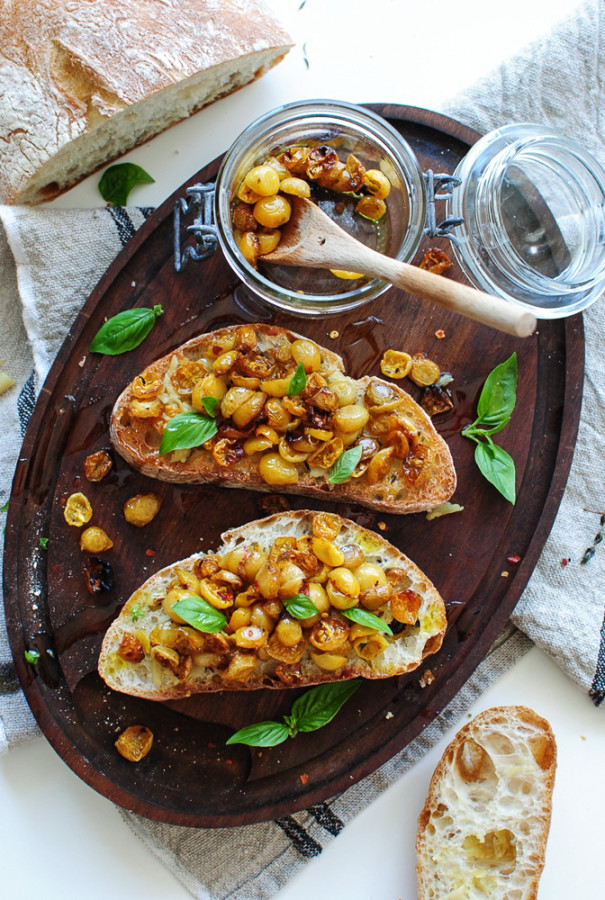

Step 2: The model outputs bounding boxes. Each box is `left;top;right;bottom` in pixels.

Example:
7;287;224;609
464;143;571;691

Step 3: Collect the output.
172;595;227;633
328;444;363;484
98;162;155;206
462;353;517;504
341;607;393;635
159;411;218;455
201;396;219;417
286;362;307;396
283;593;319;620
90;305;163;355
226;680;360;747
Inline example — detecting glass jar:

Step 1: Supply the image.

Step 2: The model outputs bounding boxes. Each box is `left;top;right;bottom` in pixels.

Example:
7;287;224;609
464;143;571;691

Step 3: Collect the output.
214;99;426;316
212;106;605;319
447;124;605;317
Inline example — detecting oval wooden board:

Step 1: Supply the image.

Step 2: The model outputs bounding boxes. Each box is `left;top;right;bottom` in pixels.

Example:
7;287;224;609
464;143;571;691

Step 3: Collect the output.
4;106;583;827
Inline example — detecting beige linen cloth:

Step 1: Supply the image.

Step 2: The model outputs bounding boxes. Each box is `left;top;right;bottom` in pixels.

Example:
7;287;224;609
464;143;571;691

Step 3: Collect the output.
0;3;603;897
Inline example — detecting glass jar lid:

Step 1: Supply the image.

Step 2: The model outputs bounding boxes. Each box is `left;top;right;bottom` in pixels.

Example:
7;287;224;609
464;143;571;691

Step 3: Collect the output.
447;123;605;317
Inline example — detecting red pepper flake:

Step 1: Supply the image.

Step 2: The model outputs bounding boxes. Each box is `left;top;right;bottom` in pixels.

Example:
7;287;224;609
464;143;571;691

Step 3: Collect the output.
225;758;233;766
145;548;155;557
207;741;216;749
507;555;521;565
561;557;570;567
435;329;446;339
300;773;309;785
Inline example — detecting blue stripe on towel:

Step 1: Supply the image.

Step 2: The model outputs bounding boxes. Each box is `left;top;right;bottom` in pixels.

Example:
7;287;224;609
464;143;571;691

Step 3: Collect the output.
307;802;344;836
589;609;605;706
17;370;36;436
107;206;136;246
274;816;323;858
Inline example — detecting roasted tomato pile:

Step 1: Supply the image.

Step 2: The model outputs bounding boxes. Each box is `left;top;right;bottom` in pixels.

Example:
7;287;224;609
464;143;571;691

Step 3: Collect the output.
124;326;436;491
115;513;423;686
231;144;392;271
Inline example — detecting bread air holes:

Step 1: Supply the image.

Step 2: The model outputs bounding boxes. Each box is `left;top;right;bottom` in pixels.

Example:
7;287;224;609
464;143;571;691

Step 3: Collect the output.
454;738;498;802
482;733;515;757
462;829;516;870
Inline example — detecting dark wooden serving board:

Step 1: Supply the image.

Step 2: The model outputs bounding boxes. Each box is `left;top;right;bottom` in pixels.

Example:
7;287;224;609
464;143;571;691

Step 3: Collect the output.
4;106;583;827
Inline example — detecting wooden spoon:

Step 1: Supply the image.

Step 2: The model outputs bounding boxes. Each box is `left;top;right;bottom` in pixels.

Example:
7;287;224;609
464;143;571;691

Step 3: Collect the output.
263;197;537;338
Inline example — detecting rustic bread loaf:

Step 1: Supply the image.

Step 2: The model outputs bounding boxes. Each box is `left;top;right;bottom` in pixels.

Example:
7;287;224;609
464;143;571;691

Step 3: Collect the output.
416;706;557;900
110;323;457;514
98;509;447;699
0;0;292;204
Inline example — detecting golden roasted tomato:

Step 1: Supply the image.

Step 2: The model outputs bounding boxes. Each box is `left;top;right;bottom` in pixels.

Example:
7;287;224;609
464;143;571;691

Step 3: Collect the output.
115;725;153;762
64;492;93;527
84;450;113;482
380;349;413;380
123;493;162;527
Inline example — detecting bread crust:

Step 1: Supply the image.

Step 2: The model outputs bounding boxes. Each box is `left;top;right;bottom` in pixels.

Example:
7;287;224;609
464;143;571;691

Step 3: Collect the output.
98;509;447;699
0;0;292;203
110;324;457;514
416;706;557;900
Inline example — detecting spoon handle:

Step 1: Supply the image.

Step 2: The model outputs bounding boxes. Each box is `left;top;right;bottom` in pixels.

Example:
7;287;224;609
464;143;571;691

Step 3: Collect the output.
353;245;537;338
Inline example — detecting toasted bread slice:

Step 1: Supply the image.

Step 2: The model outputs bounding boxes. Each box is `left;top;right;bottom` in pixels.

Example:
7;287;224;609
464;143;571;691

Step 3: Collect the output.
98;510;447;699
416;706;557;900
109;324;456;514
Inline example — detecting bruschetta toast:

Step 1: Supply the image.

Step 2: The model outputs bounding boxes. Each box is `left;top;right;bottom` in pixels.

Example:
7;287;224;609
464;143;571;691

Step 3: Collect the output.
109;324;456;514
98;510;447;698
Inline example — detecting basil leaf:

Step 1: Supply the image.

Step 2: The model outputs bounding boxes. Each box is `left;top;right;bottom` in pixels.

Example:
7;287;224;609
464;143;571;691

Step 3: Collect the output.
201;396;219;417
289;680;360;733
474;440;516;504
328;444;363;484
283;593;319;620
159;412;218;455
226;720;290;747
90;305;163;355
24;650;40;665
286;362;307;396
341;608;393;635
474;352;517;433
98;162;155;206
39;537;48;550
0;499;9;512
172;595;226;633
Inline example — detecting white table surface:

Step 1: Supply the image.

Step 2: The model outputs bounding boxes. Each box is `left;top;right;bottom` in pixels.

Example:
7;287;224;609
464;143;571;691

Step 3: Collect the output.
2;1;603;898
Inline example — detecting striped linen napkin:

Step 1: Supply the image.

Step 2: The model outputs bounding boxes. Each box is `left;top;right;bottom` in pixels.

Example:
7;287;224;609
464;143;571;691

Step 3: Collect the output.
0;2;603;897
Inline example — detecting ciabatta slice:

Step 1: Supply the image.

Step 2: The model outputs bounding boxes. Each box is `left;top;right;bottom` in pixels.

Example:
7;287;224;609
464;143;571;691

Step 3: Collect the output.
110;324;457;514
416;706;556;900
98;510;447;699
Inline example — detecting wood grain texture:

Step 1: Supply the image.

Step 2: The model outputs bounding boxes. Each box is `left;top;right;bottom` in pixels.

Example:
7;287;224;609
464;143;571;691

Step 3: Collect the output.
3;106;583;827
